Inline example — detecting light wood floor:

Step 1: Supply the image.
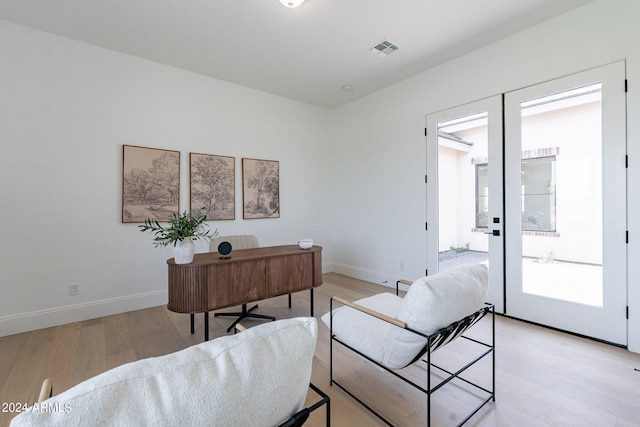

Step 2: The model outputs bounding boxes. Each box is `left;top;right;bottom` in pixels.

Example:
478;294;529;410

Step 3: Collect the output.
1;273;639;426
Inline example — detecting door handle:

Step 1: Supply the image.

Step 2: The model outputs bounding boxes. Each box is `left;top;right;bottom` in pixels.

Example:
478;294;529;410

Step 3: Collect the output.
484;230;500;236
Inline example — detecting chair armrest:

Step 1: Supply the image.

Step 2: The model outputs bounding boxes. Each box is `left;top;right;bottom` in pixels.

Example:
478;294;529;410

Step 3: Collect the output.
331;296;407;329
277;383;330;427
38;378;53;403
395;279;412;296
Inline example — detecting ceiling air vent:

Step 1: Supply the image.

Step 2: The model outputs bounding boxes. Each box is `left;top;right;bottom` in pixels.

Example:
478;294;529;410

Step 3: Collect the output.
369;39;399;57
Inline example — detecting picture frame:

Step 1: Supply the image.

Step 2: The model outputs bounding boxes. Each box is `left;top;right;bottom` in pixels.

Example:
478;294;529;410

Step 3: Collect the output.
242;158;280;219
122;145;180;223
190;153;235;220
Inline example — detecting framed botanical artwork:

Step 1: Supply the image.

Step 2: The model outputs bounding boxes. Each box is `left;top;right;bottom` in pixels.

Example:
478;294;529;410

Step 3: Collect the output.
122;145;180;223
190;153;235;220
242;158;280;219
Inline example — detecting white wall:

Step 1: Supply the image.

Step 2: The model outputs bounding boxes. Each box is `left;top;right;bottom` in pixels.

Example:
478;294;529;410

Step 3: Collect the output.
328;0;640;351
0;21;333;336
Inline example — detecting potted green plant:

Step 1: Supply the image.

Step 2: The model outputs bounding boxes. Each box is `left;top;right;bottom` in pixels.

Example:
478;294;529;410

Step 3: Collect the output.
139;208;218;264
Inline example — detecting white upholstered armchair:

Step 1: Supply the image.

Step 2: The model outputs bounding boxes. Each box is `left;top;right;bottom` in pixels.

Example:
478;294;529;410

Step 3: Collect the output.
322;264;494;426
11;317;329;427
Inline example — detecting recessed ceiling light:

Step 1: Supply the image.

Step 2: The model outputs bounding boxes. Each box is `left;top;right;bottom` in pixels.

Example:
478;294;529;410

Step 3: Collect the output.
278;0;307;8
342;85;353;92
369;39;399;57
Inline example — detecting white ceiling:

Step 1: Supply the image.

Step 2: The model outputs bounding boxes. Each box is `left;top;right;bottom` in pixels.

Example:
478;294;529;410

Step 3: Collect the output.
0;0;595;109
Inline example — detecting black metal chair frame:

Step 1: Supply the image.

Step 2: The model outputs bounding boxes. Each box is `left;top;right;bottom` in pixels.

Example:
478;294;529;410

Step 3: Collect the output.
277;383;331;427
329;297;495;426
37;380;328;427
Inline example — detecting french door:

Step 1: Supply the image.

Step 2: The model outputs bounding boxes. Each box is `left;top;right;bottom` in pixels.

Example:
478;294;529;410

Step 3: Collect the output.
504;62;627;345
426;62;627;345
426;96;505;312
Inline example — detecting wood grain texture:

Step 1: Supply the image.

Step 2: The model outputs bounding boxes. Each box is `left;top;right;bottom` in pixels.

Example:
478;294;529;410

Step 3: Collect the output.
73;321;106;386
1;272;639;426
269;253;313;294
168;245;322;313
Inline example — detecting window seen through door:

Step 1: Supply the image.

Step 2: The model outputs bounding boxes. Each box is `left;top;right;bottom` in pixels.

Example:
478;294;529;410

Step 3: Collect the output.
476;156;556;231
521;156;556;232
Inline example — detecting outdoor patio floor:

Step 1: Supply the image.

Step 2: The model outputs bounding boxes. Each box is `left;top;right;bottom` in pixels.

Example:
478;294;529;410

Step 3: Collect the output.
438;250;603;307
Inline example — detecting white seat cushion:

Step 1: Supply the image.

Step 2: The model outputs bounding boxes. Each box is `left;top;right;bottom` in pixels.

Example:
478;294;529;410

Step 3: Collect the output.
11;317;317;427
321;293;403;366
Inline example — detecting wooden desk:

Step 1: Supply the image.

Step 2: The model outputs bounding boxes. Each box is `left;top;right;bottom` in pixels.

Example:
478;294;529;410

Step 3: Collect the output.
167;245;322;340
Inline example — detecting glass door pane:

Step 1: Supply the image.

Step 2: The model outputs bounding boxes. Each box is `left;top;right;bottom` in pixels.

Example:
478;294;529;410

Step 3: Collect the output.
437;113;490;271
520;84;603;306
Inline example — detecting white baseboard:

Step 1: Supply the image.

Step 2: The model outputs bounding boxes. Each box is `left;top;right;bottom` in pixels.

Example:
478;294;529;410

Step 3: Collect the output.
1;263;385;337
331;262;396;290
321;262;334;274
0;290;168;337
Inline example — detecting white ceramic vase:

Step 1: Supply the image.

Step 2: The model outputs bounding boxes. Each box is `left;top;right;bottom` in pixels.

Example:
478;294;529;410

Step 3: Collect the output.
173;238;195;264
